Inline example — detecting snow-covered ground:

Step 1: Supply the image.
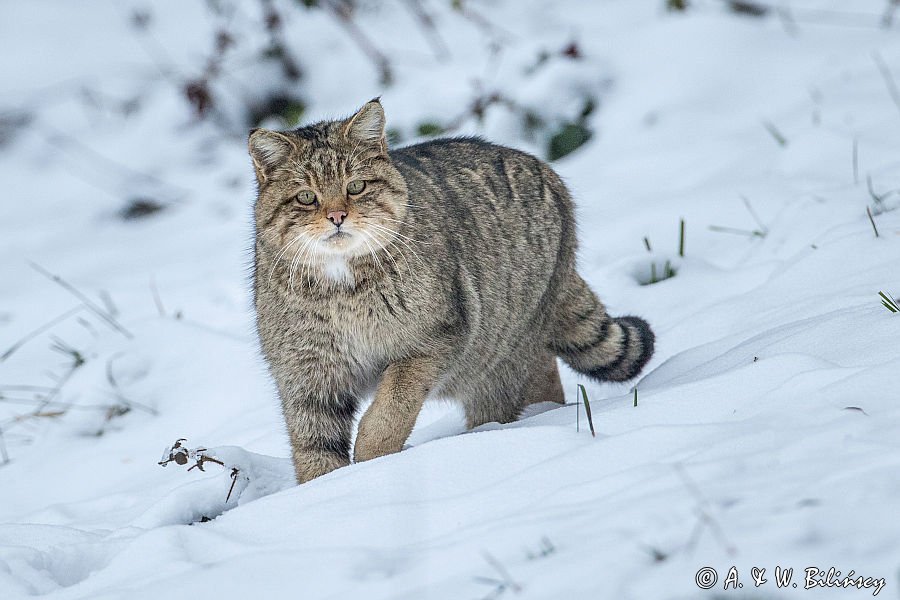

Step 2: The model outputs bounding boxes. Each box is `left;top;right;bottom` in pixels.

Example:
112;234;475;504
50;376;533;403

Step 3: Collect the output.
2;1;900;598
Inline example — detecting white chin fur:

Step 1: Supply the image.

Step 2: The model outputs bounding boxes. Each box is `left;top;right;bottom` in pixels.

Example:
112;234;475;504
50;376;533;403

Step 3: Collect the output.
321;256;355;285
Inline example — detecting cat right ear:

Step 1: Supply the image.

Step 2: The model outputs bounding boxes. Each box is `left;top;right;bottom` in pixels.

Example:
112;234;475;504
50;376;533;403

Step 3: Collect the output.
248;129;296;183
344;99;387;154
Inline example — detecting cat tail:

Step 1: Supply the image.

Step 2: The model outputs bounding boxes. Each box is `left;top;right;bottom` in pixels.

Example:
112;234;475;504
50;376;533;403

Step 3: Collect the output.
550;275;654;382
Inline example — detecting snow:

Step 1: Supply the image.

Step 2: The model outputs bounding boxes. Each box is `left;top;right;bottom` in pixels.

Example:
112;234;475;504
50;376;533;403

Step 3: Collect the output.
2;0;900;598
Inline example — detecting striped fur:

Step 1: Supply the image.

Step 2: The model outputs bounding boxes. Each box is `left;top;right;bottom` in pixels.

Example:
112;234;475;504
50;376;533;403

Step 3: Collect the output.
251;100;655;484
551;275;655;382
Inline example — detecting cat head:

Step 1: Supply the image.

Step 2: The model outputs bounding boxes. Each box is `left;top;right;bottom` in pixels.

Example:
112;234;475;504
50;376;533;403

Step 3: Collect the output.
249;99;408;266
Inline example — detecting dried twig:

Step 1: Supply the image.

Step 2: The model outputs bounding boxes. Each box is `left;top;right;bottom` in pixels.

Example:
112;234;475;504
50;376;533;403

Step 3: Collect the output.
226;467;241;502
34;361;81;415
158;439;247;504
451;0;514;42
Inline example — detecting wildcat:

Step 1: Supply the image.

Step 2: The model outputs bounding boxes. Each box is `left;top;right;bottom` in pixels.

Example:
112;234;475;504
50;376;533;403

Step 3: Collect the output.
250;99;654;483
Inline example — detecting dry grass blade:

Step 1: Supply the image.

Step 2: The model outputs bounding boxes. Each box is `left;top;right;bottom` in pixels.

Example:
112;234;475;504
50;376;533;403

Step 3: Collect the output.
1;306;83;362
474;552;522;599
29;262;133;339
0;428;8;465
762;120;788;146
676;464;738;556
873;51;900;119
866;206;880;238
708;225;765;237
150;277;166;317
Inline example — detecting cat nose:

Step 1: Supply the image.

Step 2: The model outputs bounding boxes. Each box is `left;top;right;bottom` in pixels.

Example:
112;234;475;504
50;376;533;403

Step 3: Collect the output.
327;210;347;227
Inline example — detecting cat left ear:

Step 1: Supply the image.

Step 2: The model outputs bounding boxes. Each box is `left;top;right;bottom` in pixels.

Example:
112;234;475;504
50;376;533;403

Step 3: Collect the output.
248;129;297;183
344;99;387;153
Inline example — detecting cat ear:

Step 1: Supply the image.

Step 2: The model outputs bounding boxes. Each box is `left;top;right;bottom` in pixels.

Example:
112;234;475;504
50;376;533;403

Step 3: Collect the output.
344;99;387;152
248;129;296;183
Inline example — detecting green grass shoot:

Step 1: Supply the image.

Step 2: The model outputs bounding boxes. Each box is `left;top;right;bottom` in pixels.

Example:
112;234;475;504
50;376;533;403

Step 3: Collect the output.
879;291;899;313
577;384;595;437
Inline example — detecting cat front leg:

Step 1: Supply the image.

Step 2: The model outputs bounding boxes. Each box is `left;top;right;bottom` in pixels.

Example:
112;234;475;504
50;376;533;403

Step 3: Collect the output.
354;356;444;463
283;389;358;483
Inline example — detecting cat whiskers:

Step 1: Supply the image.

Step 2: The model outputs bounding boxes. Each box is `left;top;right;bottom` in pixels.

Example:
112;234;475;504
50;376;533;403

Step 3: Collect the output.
357;229;389;280
288;235;316;293
366;221;431;247
365;227;412;276
379;216;417;229
268;233;307;285
365;222;427;267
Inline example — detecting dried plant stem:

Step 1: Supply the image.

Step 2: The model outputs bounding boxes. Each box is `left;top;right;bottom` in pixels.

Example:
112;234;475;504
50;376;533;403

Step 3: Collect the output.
867;206;880;238
29;262;133;339
1;305;83;362
0;429;8;465
150;277;166;317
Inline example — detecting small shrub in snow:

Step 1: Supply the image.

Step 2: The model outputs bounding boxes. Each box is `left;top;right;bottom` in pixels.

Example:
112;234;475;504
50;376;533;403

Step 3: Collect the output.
158;439;246;503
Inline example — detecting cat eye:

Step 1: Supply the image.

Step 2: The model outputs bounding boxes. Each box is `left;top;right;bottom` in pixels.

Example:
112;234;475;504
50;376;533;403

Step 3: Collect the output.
296;190;317;205
346;180;366;195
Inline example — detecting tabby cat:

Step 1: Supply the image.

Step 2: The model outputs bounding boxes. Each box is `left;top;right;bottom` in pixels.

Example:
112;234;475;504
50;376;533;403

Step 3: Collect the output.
250;99;654;483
